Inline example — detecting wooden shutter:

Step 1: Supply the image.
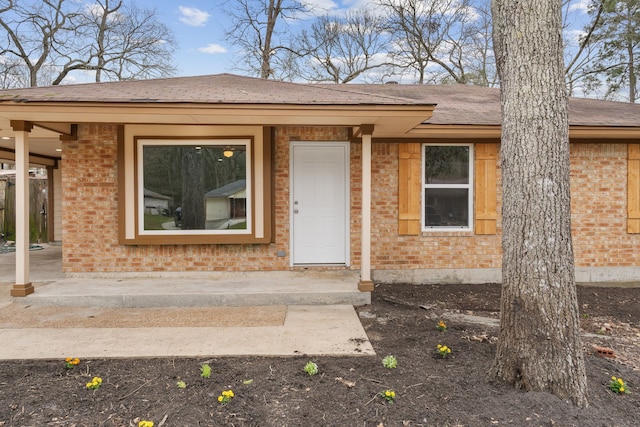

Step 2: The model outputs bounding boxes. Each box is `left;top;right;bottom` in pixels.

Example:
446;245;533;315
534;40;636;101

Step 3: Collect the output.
474;143;498;235
398;143;422;235
628;144;640;233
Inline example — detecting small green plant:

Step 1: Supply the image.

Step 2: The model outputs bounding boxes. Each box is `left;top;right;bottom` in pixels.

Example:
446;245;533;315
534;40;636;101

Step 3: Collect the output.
86;376;103;390
304;361;319;376
381;389;396;403
436;320;447;332
609;376;629;394
436;344;452;358
138;421;154;427
217;389;235;404
200;364;212;379
382;355;397;369
176;381;187;389
64;357;80;369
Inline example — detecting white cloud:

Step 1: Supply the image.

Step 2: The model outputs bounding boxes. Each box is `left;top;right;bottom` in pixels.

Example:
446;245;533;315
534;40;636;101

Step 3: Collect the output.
567;0;590;13
565;29;586;45
178;6;210;27
198;44;227;54
303;0;339;14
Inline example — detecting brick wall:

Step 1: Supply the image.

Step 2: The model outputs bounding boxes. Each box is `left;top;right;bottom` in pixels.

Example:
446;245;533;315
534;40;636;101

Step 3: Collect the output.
62;124;353;273
370;142;503;270
61;124;640;274
369;141;640;271
570;143;640;267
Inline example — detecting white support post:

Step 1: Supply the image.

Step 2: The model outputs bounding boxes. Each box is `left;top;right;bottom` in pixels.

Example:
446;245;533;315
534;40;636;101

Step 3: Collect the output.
11;121;34;297
359;125;374;292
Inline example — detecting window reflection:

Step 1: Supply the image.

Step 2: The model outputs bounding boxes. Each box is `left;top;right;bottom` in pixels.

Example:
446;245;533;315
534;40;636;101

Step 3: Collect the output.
140;143;248;232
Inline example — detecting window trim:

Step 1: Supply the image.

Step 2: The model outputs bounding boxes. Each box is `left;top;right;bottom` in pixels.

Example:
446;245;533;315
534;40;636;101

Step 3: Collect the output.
422;143;474;232
118;125;273;245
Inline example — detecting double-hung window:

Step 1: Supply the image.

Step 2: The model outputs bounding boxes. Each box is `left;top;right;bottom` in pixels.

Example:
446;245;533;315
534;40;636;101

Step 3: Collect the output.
423;144;473;231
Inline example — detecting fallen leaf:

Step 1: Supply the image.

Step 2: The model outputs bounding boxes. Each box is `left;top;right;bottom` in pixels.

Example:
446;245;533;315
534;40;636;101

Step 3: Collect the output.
335;377;356;388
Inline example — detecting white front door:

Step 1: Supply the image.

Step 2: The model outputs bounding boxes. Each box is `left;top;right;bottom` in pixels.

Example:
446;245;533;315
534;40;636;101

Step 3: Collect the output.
291;143;349;265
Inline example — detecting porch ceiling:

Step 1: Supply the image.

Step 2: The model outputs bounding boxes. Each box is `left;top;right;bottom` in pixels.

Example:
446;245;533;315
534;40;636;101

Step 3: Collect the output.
0;123;62;164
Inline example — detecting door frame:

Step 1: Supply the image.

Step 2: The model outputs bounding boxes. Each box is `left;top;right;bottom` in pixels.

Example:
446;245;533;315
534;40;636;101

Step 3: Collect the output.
289;141;350;266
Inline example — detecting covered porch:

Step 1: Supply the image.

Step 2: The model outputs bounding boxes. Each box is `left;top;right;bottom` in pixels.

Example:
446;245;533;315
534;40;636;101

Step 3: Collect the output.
0;245;370;307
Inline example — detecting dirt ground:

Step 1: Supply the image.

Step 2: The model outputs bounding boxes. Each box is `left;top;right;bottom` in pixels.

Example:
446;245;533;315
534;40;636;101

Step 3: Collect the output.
0;282;639;427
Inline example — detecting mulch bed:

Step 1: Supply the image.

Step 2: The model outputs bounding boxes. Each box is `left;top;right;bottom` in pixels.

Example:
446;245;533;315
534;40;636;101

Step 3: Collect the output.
0;283;639;426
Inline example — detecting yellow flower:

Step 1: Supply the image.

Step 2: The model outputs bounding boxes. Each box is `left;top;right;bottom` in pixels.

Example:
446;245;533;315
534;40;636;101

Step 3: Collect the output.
612;376;617;381
138;422;154;427
217;396;223;402
620;387;625;393
618;378;624;385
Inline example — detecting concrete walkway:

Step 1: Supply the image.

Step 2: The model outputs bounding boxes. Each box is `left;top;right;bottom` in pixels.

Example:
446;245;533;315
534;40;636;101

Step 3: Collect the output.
0;246;375;360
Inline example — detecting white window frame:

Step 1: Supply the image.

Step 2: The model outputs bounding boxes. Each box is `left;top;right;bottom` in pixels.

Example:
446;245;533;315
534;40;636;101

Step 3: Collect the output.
422;143;474;232
136;138;252;236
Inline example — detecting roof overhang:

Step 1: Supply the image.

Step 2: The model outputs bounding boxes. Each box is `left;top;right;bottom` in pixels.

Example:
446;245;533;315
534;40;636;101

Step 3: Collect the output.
0;101;436;160
407;124;640;140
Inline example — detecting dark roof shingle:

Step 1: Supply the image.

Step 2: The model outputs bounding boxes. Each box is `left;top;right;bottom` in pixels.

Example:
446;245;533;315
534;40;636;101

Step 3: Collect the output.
0;73;638;127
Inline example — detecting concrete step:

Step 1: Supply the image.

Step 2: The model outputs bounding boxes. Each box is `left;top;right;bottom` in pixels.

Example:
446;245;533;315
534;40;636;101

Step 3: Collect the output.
12;271;371;308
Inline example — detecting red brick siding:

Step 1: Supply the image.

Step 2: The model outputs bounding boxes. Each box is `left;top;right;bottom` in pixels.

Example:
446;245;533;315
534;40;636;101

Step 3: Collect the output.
370;142;503;270
62;124;353;273
61;124;640;273
570;143;640;267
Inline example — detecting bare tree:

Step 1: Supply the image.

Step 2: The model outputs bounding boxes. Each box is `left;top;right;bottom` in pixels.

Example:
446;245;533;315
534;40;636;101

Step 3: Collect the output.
296;8;393;83
73;0;176;83
224;0;308;79
0;0;176;87
379;0;495;85
563;0;606;96
491;0;588;407
0;56;26;88
0;0;82;87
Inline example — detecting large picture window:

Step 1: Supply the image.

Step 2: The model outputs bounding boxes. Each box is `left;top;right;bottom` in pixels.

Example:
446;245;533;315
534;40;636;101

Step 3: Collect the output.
423;144;473;230
137;139;251;236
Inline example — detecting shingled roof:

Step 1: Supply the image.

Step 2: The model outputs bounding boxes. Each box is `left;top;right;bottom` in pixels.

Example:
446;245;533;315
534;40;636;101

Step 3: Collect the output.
325;83;640;127
204;180;246;198
0;73;638;128
0;74;429;106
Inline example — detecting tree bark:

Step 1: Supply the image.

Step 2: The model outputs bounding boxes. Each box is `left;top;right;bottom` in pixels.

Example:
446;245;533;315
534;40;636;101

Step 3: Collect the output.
180;148;205;230
490;0;588;408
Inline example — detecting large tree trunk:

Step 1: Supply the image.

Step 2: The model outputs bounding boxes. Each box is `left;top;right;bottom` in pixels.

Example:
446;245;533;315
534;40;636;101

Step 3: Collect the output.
180;147;205;230
490;0;588;408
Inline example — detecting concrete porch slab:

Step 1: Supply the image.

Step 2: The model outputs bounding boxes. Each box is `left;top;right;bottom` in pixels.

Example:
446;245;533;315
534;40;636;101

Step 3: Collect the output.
0;247;375;359
10;275;371;307
0;305;375;359
0;245;371;307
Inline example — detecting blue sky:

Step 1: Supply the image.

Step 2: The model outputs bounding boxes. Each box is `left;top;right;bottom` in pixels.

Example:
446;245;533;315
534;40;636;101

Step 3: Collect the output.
138;0;355;77
141;1;233;76
135;0;591;79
